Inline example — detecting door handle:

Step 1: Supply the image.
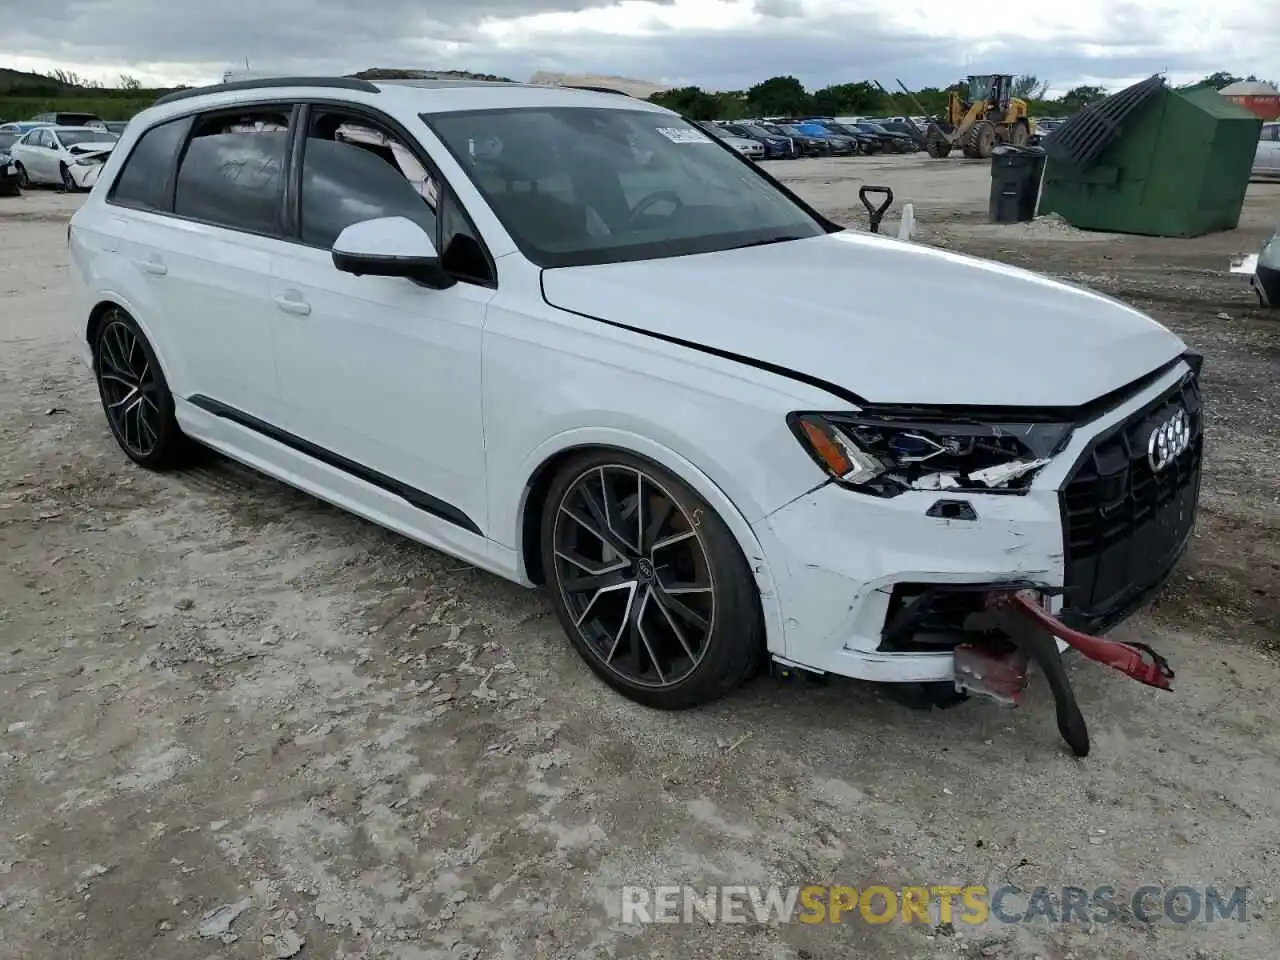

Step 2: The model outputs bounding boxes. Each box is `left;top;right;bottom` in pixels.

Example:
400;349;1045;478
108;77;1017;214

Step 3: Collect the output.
273;293;311;316
137;257;167;276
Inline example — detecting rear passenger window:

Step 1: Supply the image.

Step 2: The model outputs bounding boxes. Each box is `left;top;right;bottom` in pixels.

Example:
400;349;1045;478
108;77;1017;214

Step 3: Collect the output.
173;108;292;235
299;112;438;250
110;117;190;211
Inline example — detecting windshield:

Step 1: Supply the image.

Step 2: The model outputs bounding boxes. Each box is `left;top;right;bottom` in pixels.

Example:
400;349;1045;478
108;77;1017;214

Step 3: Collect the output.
424;107;826;268
0;133;17;151
57;129;118;147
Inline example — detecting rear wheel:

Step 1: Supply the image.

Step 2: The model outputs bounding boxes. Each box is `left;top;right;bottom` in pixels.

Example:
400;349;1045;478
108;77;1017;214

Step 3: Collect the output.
540;451;765;709
93;309;188;469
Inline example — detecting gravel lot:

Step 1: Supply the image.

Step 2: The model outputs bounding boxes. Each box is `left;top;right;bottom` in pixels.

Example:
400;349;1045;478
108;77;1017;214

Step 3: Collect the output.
2;158;1278;960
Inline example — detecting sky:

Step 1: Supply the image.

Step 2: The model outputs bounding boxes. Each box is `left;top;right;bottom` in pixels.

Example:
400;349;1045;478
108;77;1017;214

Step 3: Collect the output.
1;0;1275;95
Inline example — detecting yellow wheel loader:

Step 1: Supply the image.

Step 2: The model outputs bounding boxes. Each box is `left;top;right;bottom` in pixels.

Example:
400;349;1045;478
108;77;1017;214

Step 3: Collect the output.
924;75;1032;159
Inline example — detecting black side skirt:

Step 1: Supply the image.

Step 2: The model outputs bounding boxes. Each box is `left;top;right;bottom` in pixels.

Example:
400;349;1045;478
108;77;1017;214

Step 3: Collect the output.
186;394;482;536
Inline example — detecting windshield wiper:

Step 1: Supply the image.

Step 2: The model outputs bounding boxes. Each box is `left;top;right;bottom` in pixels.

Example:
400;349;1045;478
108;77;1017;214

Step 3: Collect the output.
724;236;805;250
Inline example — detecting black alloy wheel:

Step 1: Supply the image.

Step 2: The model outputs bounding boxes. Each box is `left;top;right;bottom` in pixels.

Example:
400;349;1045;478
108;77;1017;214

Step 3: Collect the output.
60;163;77;192
94;311;186;468
542;451;764;709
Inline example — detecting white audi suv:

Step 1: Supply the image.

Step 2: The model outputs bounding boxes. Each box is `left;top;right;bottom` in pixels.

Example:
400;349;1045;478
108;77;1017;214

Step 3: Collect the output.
66;77;1202;716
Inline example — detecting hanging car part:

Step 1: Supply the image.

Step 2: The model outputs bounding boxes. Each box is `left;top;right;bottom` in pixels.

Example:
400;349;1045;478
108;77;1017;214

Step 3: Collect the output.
958;588;1174;757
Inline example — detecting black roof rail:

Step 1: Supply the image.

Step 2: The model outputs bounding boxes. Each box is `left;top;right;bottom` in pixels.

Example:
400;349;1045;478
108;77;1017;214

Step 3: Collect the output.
153;76;380;107
561;85;634;97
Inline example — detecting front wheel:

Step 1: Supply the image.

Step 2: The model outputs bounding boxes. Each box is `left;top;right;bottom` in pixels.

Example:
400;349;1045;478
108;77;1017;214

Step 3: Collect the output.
59;163;78;193
541;451;765;709
15;163;29;189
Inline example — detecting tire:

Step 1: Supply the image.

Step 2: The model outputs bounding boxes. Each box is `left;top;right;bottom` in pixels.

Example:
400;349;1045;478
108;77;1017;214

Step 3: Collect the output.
966;120;997;159
1009;121;1030;148
93;308;189;469
15;163;29;189
540;450;765;709
59;163;77;193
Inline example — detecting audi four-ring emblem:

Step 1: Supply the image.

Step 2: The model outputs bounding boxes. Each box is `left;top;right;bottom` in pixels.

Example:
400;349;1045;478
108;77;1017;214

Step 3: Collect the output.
1147;408;1191;472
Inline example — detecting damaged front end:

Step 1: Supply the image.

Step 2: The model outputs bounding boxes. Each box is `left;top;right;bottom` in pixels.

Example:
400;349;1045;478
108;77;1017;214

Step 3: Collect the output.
788;410;1069;497
66;145;114;189
881;582;1174;757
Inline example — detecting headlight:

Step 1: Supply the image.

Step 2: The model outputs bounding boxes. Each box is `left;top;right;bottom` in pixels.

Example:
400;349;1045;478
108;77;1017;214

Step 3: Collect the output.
788;412;1072;496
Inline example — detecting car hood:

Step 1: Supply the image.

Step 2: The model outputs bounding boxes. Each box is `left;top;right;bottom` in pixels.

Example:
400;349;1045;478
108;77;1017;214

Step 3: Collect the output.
540;231;1186;408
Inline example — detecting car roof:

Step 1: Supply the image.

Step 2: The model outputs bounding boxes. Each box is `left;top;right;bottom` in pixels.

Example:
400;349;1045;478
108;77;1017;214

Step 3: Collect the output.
48;126;112;134
142;76;671;126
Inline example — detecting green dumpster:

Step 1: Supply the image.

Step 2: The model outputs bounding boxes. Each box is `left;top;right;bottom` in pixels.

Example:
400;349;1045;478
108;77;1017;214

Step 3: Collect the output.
1039;79;1262;237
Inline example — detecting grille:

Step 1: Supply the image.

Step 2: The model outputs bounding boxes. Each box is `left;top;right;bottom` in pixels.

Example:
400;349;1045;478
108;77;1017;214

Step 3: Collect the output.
1058;372;1203;632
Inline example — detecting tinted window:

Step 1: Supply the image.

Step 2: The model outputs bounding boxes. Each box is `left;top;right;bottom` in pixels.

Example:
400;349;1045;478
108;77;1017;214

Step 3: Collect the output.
174;108;291;235
111;117;190;211
299;115;437;249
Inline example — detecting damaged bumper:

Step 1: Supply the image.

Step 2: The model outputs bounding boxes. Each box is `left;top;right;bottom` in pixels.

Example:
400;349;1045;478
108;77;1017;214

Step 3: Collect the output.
67;159;108;189
752;359;1201;685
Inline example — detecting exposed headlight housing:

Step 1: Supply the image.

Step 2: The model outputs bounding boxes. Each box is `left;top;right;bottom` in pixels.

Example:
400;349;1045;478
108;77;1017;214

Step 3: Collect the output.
788;411;1073;497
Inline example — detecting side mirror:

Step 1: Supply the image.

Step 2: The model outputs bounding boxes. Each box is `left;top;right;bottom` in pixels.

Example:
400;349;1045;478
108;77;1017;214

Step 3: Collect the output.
331;216;455;289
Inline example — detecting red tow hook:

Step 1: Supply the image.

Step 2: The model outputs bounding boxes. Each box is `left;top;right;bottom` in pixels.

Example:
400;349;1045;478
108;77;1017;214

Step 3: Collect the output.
991;591;1175;691
955;589;1174;758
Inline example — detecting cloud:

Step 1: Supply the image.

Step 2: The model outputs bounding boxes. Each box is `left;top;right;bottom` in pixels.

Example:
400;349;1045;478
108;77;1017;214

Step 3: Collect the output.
0;0;1274;93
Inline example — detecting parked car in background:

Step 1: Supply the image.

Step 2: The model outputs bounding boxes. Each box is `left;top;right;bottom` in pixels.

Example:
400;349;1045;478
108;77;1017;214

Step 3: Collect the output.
0;121;50;135
760;123;829;156
1254;123;1280;180
864;118;925;150
29;111;104;127
788;121;856;155
696;122;764;159
9;126;119;191
103;121;130;135
810;121;881;154
0;132;22;195
1029;117;1064;147
716;122;796;158
850;121;917;153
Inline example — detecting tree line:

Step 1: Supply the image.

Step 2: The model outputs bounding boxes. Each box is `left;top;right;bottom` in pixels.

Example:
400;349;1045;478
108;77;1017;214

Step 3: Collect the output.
1;66;1271;122
647;71;1271;121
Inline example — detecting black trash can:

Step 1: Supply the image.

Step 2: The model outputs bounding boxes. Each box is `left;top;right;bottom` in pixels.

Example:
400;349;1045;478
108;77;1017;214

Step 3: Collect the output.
988;145;1047;223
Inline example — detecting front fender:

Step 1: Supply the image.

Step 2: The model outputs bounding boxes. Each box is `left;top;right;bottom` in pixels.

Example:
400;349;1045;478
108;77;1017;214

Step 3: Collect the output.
510;426;786;656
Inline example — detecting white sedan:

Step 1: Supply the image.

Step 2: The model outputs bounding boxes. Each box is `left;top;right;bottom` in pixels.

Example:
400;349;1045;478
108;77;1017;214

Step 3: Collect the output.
10;125;119;191
1254;123;1280;180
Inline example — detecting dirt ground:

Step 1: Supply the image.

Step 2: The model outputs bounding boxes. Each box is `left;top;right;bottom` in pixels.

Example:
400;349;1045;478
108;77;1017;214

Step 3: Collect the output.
1;159;1278;960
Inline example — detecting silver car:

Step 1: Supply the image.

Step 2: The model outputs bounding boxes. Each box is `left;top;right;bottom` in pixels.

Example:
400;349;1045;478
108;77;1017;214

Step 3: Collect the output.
697;122;765;160
1254;123;1280;180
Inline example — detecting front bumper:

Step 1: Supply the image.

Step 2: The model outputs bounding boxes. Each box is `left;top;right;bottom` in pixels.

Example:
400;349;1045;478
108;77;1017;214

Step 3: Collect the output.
751;360;1200;683
67;160;108;189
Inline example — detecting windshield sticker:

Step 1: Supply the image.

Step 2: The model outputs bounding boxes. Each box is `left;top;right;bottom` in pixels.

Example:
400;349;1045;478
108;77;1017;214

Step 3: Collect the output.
657;126;713;144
